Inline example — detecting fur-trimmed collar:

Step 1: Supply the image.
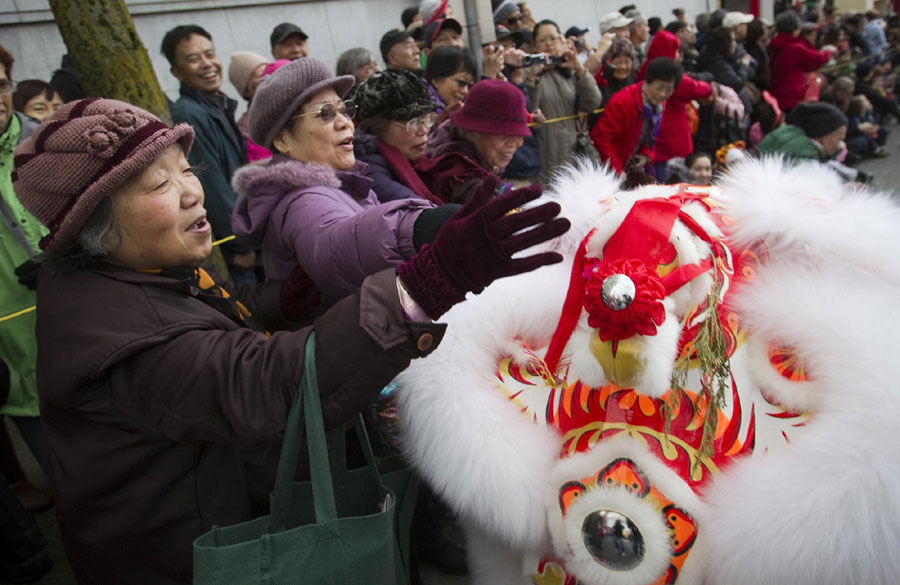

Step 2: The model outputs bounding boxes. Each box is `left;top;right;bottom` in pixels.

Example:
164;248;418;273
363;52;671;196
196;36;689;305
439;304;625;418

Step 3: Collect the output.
231;154;373;245
231;154;343;199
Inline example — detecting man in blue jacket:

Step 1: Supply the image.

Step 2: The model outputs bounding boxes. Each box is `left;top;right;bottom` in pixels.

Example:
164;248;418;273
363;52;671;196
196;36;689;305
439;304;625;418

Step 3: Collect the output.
161;25;257;283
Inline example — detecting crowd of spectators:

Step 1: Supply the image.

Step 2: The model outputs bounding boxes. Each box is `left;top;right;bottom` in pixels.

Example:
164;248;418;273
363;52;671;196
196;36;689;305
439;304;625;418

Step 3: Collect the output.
2;0;900;582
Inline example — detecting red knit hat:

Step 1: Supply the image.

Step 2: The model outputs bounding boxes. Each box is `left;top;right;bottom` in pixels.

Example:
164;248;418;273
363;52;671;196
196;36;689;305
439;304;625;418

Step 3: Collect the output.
12;98;194;253
450;79;532;136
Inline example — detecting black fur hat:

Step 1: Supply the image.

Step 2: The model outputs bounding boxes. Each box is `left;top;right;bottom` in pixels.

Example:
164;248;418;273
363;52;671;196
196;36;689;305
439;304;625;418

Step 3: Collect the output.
354;69;438;121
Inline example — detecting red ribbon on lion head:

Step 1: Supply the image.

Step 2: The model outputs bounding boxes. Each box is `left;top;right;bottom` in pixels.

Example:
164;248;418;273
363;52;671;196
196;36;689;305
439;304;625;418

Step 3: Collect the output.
544;193;723;374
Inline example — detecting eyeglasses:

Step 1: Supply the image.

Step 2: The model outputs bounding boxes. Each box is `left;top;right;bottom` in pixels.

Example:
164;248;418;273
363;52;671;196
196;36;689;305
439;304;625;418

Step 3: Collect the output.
391;112;437;134
291;100;357;123
0;79;15;94
505;15;522;25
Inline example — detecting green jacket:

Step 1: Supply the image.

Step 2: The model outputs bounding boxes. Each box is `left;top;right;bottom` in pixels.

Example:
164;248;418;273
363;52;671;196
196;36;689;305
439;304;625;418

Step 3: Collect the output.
0;112;46;416
757;124;827;163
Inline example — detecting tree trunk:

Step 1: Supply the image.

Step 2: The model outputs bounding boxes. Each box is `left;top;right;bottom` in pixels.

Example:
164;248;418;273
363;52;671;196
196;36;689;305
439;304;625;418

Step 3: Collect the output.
48;0;172;124
48;0;232;277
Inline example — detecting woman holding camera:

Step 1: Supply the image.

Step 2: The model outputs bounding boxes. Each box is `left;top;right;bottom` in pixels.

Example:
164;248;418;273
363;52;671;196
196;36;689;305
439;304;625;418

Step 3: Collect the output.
526;19;603;183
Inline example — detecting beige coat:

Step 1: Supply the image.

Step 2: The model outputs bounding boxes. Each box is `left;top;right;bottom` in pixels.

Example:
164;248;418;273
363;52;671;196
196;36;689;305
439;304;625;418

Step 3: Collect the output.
527;68;603;184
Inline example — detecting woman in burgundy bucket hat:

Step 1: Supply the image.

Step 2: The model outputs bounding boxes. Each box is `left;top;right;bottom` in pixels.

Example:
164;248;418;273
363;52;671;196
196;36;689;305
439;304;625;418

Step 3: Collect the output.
11;97;569;585
416;79;532;204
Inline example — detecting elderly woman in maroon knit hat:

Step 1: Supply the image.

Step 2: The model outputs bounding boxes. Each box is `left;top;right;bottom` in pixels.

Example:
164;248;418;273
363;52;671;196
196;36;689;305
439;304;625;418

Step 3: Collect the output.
416;79;532;204
11;98;569;585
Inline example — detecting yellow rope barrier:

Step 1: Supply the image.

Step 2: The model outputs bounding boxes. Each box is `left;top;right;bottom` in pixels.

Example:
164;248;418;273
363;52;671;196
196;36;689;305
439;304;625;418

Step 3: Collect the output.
0;306;36;324
818;47;899;74
0;234;239;324
211;235;235;247
529;107;604;127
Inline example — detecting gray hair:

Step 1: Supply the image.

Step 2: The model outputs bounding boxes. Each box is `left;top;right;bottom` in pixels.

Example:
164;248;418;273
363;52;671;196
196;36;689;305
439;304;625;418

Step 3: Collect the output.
775;11;801;33
626;9;647;31
40;197;120;273
336;48;377;79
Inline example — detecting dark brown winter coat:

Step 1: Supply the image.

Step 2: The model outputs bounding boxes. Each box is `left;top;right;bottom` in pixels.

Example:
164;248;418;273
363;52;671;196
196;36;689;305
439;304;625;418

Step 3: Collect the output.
34;264;443;585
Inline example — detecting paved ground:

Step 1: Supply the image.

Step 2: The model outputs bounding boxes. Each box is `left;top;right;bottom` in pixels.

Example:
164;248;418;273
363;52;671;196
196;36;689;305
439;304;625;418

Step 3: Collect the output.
4;148;897;585
854;142;900;191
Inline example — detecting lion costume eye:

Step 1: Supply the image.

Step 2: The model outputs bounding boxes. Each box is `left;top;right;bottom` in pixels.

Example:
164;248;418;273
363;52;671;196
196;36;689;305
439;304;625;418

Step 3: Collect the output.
559;481;586;514
598;458;650;497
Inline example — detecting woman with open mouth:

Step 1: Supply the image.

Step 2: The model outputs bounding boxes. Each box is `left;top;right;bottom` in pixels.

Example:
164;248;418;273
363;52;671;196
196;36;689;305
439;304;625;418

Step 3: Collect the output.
232;58;463;304
12;96;569;585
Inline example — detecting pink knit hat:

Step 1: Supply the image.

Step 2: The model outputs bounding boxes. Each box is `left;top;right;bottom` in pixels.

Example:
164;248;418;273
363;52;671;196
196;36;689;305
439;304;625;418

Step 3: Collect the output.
12;97;194;252
228;51;269;97
450;79;531;136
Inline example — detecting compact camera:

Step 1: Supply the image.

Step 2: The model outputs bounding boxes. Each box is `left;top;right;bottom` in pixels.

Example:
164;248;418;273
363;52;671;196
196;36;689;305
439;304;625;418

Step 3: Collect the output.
521;53;566;67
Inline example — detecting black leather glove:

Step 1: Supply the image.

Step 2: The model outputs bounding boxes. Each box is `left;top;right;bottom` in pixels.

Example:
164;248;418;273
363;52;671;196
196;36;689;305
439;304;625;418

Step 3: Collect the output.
413;204;463;251
14;259;40;291
398;176;570;319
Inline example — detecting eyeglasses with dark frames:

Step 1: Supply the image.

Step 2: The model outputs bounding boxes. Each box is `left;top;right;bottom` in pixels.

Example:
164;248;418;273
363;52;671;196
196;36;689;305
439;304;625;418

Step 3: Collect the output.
290;100;357;123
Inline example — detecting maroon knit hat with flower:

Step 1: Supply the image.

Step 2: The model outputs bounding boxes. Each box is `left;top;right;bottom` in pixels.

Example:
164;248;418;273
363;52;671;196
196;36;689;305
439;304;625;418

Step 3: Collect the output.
12;97;194;252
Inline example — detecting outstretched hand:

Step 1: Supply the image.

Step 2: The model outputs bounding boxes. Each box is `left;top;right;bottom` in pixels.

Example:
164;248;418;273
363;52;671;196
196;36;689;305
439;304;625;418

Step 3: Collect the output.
398;176;570;319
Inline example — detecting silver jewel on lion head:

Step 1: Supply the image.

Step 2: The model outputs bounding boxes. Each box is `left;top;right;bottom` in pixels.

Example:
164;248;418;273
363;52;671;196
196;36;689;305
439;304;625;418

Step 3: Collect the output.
601;274;636;311
581;509;645;570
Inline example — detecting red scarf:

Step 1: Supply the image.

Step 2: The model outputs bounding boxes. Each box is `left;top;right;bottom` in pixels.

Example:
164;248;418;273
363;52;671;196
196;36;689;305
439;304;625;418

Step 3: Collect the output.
376;140;443;205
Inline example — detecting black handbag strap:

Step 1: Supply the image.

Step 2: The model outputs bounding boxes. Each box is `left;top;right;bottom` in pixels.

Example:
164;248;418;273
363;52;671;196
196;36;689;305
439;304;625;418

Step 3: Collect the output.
269;332;338;532
327;415;386;490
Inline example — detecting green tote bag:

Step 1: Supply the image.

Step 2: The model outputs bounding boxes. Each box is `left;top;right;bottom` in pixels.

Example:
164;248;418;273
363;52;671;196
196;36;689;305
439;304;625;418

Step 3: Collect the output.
193;332;414;584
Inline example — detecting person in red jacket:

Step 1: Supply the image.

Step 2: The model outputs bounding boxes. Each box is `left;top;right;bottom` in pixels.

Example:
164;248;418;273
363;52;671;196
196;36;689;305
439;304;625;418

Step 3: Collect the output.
636;30;715;181
591;57;682;185
768;11;831;113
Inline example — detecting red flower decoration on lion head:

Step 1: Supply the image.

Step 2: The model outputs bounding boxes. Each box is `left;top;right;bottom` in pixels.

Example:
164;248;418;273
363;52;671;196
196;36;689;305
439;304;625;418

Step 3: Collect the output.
583;258;666;341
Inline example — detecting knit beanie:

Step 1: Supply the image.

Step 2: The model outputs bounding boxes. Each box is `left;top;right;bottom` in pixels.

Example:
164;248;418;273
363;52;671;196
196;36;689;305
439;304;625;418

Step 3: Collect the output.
493;0;518;23
12;97;194;252
355;69;438;122
787;102;848;138
228;51;268;98
249;57;355;150
450;79;531;136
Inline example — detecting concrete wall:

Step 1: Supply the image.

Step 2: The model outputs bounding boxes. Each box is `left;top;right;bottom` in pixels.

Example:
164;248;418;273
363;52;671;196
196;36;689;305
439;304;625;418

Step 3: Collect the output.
0;0;711;113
